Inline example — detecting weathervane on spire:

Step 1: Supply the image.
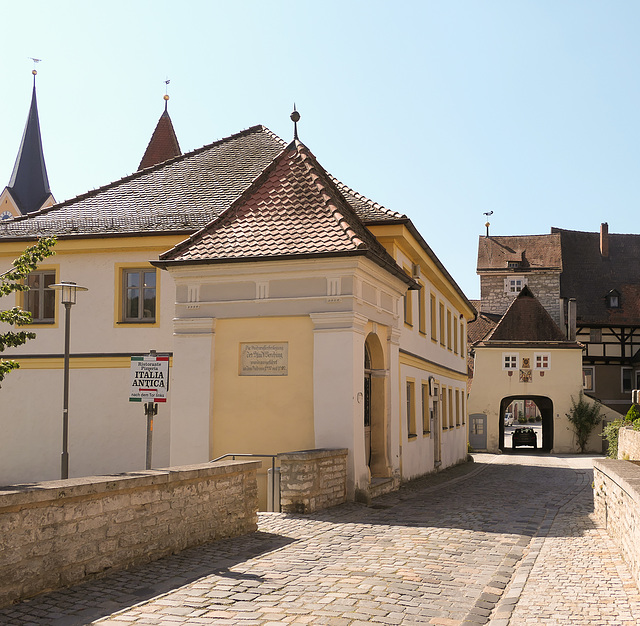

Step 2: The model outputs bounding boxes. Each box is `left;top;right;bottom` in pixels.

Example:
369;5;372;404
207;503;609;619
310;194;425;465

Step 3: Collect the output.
483;210;493;237
290;104;300;140
28;57;41;83
164;78;170;111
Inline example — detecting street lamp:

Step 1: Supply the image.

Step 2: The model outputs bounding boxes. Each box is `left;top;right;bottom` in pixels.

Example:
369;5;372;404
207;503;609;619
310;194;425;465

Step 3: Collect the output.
49;281;88;479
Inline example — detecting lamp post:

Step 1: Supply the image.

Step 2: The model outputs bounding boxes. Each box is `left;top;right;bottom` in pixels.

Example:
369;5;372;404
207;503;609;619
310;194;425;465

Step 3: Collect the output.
49;281;88;479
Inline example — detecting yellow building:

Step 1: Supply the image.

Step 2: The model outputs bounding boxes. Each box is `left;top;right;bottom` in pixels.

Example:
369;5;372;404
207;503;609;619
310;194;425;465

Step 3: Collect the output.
0;106;474;502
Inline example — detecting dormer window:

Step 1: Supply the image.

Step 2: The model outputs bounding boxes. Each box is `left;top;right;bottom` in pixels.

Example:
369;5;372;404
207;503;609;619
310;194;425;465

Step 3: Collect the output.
507;261;521;269
605;290;620;309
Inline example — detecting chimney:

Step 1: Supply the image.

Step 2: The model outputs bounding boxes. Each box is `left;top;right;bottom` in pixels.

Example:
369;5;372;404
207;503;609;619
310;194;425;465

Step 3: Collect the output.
600;222;609;258
568;298;577;341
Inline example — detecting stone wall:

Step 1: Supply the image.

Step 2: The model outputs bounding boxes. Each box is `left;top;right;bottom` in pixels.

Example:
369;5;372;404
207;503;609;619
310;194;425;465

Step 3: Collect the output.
278;449;348;513
593;459;640;589
479;273;562;326
619;427;640;460
0;460;260;608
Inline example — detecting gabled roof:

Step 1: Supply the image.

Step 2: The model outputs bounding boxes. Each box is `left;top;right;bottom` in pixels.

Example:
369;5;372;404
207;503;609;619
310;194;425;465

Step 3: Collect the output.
156;139;416;288
0;126;407;241
479;286;579;346
553;227;640;324
6;80;53;215
138;103;181;170
477;234;562;272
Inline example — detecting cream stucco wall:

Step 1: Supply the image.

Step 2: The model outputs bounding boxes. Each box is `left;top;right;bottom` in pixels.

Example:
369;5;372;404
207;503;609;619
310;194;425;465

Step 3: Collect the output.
211;316;315;458
468;345;599;453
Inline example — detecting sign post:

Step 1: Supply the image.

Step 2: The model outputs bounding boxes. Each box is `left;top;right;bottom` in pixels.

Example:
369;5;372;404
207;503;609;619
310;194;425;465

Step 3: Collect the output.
130;351;169;469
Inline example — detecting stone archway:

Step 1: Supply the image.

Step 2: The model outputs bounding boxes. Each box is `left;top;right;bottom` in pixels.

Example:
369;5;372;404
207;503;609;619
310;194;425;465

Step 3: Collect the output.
499;395;554;452
364;333;389;478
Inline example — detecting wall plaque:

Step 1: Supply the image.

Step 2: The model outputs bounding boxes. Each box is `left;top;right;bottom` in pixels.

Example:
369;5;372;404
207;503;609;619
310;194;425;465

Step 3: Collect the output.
240;342;288;376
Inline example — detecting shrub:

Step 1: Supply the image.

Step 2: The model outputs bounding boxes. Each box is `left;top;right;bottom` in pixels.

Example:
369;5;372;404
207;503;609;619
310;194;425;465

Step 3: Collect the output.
602;418;627;459
625;404;640;422
566;392;603;453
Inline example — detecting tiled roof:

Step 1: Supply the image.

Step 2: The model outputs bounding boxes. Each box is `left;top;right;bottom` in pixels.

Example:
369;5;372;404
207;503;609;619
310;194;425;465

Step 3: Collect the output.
467;301;501;344
0;126;406;241
554;227;640;324
481;286;571;344
477;234;562;272
138;108;181;170
6;82;52;215
0;126;286;239
158;140;414;288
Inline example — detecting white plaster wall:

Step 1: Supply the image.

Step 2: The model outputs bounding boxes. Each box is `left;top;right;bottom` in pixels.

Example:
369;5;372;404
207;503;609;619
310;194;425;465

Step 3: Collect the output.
0;366;171;484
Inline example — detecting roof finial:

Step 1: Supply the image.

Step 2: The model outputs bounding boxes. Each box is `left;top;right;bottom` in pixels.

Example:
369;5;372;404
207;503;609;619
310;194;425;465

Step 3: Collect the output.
483;210;493;237
29;57;41;84
164;79;170;112
290;104;300;140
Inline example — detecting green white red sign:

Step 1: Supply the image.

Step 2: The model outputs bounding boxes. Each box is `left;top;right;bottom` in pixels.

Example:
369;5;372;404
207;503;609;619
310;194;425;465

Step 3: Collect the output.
129;355;169;403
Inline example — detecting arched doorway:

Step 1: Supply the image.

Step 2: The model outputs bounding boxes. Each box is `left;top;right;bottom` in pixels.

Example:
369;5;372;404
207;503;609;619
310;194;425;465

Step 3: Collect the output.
499;395;554;452
364;333;389;477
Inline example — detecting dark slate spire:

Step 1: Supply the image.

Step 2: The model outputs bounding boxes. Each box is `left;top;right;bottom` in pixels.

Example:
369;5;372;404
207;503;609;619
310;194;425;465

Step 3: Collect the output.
7;71;52;215
138;93;181;170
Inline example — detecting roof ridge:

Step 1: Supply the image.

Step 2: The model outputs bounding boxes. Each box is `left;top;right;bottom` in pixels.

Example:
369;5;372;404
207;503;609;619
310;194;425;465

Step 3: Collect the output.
9;125;284;224
327;173;405;220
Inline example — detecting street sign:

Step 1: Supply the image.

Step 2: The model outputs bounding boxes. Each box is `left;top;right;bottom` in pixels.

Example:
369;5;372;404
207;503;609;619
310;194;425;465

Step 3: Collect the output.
129;355;169;403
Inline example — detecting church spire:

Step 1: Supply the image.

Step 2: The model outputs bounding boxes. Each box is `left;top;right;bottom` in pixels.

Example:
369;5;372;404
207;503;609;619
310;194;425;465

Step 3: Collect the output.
138;86;182;170
5;68;54;215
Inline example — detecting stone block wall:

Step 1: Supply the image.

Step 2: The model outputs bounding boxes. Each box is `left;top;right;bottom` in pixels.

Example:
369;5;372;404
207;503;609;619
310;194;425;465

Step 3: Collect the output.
619;427;640;460
479;273;562;326
0;460;260;608
593;458;640;589
278;449;348;513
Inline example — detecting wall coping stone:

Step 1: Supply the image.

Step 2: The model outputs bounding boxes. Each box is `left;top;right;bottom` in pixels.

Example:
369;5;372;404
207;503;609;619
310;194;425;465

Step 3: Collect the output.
594;458;640;500
0;460;261;510
278;448;348;462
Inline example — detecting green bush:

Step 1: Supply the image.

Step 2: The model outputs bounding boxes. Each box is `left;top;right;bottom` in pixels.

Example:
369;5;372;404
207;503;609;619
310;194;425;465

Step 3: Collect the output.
566;392;603;453
603;418;627;459
626;404;640;422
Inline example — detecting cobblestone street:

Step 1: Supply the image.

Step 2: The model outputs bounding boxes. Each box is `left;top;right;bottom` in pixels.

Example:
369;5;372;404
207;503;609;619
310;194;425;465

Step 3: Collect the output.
1;453;638;625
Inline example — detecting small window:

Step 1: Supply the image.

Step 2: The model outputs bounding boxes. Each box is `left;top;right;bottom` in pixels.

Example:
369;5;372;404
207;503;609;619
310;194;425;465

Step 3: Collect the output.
453;317;458;354
123;269;157;322
505;276;525;294
455;389;460;426
25;270;56;323
406;381;416;438
503;353;518;370
534;353;550;370
507;261;521;269
622;367;633;393
439;303;445;346
430;294;437;341
582;367;594;392
590;328;602;343
421;383;430;434
418;284;426;334
447;310;452;350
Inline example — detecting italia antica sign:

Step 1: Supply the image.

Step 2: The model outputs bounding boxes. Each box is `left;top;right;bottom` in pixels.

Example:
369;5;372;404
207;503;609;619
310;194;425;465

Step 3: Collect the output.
240;342;288;376
130;355;170;402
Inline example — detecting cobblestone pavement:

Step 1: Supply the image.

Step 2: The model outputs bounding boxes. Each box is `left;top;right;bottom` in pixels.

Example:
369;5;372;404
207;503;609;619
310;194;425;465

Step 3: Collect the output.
2;453;639;625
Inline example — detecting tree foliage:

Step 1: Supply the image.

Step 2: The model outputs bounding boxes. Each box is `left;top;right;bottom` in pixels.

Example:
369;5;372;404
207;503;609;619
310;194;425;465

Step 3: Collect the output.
566;391;603;453
0;237;56;385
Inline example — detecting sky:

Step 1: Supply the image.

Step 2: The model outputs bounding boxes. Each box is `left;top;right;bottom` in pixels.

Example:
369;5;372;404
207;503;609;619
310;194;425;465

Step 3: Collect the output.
2;0;639;300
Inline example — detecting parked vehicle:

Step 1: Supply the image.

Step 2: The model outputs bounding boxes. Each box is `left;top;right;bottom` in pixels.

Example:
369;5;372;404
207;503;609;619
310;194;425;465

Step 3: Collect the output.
504;413;514;426
513;427;537;449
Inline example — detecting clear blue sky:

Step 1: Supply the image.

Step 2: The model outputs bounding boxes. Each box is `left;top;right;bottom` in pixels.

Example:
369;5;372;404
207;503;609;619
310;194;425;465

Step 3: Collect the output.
2;1;639;299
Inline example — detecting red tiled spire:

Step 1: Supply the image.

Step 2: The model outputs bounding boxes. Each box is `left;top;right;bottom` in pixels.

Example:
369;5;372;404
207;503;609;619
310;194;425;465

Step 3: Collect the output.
138;97;181;170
